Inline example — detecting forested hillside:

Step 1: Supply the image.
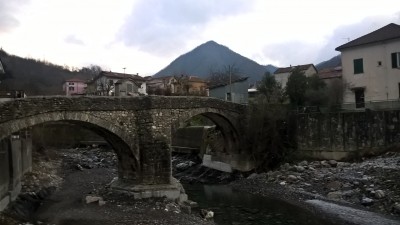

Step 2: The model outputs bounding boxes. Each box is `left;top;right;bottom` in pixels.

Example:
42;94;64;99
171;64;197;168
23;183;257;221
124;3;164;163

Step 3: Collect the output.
0;49;93;96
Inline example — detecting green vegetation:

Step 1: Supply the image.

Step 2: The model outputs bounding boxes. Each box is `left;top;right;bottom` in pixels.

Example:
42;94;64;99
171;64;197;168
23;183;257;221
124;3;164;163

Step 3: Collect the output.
0;49;95;95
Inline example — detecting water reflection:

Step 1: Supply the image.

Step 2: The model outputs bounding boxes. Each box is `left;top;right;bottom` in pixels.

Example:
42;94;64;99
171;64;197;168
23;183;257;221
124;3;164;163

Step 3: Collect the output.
185;184;332;225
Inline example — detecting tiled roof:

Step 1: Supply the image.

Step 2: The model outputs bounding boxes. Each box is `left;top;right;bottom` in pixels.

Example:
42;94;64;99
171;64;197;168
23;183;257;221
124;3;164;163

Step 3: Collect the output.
91;71;146;84
318;67;342;79
274;64;316;74
188;76;207;83
209;77;249;89
336;23;400;51
65;78;86;82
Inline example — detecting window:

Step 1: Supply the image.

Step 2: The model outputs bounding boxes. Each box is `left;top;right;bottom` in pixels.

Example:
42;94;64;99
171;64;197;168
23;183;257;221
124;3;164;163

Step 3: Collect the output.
392;52;400;68
68;87;75;91
354;88;365;108
226;92;231;101
127;83;133;92
69;82;74;85
378;61;382;66
353;58;364;74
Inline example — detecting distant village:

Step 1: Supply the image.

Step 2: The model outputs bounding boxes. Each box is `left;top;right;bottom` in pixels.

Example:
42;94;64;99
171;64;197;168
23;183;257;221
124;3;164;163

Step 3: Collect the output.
1;23;400;111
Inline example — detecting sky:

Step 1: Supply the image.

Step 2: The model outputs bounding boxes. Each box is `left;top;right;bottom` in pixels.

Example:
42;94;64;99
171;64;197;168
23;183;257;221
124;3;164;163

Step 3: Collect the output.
0;0;399;76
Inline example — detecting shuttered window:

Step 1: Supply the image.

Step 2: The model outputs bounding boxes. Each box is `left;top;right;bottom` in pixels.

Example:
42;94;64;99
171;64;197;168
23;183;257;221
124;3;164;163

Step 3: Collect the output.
392;52;400;68
353;58;364;74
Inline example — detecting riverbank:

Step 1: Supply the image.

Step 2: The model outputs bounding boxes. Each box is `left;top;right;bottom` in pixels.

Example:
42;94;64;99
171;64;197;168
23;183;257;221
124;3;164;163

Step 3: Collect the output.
231;151;400;225
0;148;214;225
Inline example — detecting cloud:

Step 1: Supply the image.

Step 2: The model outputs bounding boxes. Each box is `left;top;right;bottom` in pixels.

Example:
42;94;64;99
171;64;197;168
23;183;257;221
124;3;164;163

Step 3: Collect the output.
118;0;251;56
316;12;400;62
65;35;85;45
0;0;29;33
262;41;321;67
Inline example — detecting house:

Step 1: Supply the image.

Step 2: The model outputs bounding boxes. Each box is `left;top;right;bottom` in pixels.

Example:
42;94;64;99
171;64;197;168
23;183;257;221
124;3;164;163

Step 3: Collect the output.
335;23;400;109
147;75;208;96
87;71;147;96
209;77;249;104
63;78;87;96
318;66;342;86
274;64;318;88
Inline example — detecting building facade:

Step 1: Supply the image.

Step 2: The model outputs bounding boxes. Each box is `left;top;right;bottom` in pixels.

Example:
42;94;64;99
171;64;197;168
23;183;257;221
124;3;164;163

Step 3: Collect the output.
63;78;87;96
274;64;317;88
209;77;248;104
336;23;400;109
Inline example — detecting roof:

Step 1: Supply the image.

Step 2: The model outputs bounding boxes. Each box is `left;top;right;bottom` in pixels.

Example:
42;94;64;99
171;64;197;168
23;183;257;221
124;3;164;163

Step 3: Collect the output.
91;71;146;83
318;66;342;79
336;23;400;51
209;77;249;89
188;76;207;83
65;78;86;82
274;64;316;74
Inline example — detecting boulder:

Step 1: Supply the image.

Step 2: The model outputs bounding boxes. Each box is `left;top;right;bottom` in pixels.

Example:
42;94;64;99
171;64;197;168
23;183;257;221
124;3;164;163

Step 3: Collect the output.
328;160;338;167
85;196;103;204
327;191;342;200
361;197;374;206
374;190;385;199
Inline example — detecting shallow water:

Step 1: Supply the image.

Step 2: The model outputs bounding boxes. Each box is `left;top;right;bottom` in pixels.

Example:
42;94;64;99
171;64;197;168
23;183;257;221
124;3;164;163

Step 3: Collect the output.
184;184;334;225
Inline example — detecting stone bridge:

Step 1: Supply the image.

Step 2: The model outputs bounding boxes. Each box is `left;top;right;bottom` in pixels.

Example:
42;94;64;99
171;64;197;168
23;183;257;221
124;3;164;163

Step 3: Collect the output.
0;96;246;206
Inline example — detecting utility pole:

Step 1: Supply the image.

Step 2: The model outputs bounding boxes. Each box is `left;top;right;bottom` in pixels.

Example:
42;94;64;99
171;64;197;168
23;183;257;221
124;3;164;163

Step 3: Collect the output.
123;67;126;74
229;67;232;102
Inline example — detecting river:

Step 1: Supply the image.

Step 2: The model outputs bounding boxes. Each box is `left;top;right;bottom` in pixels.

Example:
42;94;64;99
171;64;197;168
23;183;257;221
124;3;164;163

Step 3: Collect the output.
184;184;334;225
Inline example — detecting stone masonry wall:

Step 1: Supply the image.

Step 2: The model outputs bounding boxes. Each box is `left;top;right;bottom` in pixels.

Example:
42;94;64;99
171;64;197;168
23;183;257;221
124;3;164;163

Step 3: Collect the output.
297;110;400;159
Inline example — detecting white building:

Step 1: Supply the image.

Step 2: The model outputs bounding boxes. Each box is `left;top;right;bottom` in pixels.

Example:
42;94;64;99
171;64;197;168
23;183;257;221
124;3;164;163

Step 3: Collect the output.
273;64;317;88
336;23;400;109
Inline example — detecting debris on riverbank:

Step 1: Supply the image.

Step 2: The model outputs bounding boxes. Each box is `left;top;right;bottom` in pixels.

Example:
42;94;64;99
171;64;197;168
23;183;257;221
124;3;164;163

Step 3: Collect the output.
231;151;400;223
0;147;214;225
172;153;239;184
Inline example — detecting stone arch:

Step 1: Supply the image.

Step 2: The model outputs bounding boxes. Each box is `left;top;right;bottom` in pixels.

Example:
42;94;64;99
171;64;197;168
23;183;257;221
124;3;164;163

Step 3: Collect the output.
0;111;139;182
170;108;242;155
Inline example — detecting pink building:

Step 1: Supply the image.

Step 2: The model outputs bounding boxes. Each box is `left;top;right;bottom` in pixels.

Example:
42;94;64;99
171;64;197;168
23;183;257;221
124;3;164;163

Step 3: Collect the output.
63;78;87;96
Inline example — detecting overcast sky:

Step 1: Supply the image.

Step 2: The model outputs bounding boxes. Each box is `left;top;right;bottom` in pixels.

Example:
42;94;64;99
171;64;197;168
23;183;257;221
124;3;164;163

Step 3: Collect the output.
0;0;399;76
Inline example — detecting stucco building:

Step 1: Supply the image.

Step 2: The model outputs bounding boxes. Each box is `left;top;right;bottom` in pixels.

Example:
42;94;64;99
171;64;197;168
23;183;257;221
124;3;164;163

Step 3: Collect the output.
336;23;400;109
209;77;249;104
87;71;147;96
274;64;317;88
63;78;87;96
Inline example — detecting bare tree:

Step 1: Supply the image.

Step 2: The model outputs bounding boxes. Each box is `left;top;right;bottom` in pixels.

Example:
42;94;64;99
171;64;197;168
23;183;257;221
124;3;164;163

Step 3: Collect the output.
207;64;241;87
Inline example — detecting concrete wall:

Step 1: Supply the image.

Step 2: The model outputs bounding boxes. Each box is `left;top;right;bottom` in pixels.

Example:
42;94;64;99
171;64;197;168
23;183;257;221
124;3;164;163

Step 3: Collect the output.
296;110;400;160
341;39;400;103
0;130;32;211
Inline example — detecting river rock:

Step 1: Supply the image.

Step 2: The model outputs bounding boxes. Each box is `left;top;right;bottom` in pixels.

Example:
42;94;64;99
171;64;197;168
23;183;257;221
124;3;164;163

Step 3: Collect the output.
287;175;297;182
375;190;385;199
295;166;305;172
361;197;374;206
175;161;195;171
326;181;342;190
85;196;103;204
392;203;400;214
165;203;181;213
298;160;308;166
327;191;342;200
200;209;214;219
247;173;258;179
328;160;338;167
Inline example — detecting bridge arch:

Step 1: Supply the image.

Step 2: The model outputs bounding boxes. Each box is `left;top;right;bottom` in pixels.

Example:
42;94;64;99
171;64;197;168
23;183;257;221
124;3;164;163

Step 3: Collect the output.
0;111;139;181
170;108;242;154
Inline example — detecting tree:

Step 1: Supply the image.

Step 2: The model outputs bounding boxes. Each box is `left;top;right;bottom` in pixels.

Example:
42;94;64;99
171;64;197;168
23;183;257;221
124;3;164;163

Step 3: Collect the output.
304;74;328;106
207;64;241;87
285;68;308;107
257;72;286;103
80;64;102;78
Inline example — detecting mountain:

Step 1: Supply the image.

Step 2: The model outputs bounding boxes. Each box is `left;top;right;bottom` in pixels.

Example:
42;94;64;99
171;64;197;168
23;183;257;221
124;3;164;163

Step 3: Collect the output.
316;55;341;70
0;49;93;96
154;41;277;83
